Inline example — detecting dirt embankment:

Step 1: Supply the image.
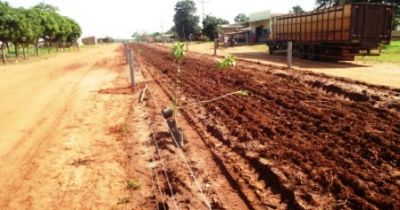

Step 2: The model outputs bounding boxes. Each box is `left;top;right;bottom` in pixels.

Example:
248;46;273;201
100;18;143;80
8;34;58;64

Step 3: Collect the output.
133;43;400;210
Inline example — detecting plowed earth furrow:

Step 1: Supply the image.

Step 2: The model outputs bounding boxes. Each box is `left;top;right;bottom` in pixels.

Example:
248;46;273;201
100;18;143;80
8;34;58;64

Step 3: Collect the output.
133;43;400;210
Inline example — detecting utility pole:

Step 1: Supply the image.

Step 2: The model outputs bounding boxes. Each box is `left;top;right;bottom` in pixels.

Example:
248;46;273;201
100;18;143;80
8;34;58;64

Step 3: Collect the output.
197;0;209;23
161;23;165;46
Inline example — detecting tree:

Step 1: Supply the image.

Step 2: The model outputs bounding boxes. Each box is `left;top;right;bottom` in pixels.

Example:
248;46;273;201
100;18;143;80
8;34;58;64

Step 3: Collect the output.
25;8;45;55
0;1;13;62
132;32;141;41
66;18;81;48
173;0;200;40
0;1;80;62
202;15;229;40
33;3;60;52
234;13;249;23
291;5;305;14
54;15;73;51
167;25;176;34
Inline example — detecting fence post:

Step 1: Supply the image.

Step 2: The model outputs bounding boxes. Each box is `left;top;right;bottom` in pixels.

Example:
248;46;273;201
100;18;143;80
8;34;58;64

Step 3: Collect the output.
214;38;217;56
287;41;292;68
125;44;129;64
127;49;135;87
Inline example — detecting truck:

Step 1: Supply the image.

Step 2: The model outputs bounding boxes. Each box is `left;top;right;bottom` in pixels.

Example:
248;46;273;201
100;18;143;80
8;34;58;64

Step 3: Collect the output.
267;3;395;61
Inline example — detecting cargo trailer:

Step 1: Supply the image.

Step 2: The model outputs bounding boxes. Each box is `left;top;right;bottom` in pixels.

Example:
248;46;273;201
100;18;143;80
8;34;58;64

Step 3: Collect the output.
267;3;395;61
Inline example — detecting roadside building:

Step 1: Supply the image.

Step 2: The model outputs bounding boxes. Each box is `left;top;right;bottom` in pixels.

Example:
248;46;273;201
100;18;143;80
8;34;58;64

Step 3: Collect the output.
248;11;285;43
81;36;97;45
162;34;175;43
219;23;250;45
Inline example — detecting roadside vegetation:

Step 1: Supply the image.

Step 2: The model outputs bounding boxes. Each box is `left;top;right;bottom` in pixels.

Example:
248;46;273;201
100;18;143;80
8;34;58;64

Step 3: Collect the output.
0;1;81;64
357;40;400;63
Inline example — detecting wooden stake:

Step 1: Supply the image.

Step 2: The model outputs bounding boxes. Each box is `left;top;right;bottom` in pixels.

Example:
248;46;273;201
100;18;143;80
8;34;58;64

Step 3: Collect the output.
139;85;148;103
287;41;292;68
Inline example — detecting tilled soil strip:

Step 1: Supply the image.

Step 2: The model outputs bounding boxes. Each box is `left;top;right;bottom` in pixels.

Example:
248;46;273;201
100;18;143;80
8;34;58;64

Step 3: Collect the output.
133;43;400;210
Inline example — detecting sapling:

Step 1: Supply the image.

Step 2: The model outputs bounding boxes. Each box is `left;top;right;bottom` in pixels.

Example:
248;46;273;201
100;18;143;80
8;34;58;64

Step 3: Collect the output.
164;44;248;148
172;42;185;118
216;55;236;69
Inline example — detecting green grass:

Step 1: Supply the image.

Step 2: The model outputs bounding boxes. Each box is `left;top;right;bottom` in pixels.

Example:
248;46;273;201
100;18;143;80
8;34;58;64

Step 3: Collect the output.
0;44;99;65
356;41;400;63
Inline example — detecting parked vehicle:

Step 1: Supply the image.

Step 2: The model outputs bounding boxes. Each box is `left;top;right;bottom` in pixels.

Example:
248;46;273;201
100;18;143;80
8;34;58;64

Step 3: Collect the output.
267;3;395;61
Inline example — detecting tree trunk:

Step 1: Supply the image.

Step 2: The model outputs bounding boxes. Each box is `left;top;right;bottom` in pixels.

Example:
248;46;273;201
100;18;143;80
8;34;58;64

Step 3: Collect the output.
14;44;18;57
6;42;10;54
22;46;26;60
1;48;6;64
35;43;39;56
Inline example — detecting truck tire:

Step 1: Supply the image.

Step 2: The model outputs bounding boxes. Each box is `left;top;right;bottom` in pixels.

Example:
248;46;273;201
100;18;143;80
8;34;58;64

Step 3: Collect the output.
308;45;320;61
298;44;308;59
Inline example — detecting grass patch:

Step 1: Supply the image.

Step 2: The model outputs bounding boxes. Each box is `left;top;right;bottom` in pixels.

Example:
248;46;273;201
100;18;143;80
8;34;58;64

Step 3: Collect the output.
356;41;400;63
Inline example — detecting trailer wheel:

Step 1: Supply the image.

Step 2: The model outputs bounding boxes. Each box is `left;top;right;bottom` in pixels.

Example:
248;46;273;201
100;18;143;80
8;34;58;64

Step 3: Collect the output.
298;44;308;59
308;45;320;61
268;44;276;55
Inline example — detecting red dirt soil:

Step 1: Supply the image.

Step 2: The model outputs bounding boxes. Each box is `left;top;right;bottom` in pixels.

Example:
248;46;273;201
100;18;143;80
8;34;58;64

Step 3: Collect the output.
133;43;400;210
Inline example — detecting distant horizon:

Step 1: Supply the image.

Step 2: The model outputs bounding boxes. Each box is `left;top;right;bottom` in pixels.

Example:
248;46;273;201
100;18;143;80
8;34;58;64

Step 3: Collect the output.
7;0;316;39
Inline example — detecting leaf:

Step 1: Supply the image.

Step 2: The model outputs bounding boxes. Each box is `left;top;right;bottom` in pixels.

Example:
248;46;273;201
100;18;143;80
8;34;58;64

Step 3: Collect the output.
172;42;185;61
236;90;249;96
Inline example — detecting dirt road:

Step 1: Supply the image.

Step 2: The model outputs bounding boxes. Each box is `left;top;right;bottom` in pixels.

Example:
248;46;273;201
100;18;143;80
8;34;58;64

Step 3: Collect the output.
0;44;139;209
158;42;400;88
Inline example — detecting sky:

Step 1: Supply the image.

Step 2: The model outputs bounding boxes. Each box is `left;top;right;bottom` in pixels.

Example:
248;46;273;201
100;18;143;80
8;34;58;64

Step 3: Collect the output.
7;0;317;39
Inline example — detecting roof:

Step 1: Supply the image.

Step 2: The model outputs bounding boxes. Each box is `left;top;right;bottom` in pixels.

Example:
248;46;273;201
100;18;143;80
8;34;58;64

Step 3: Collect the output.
219;23;247;30
249;10;271;22
271;13;286;17
162;33;175;38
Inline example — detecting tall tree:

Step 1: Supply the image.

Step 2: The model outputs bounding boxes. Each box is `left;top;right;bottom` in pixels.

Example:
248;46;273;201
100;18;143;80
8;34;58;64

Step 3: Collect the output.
54;15;72;51
25;8;45;55
202;15;229;40
291;5;305;14
173;0;200;40
0;1;13;62
234;13;249;23
33;3;60;52
66;18;81;48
